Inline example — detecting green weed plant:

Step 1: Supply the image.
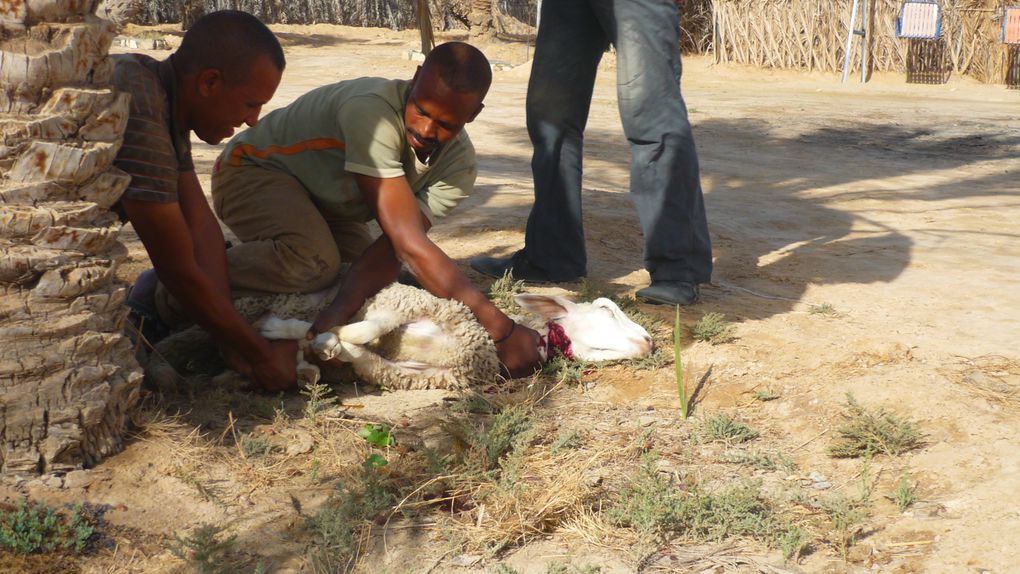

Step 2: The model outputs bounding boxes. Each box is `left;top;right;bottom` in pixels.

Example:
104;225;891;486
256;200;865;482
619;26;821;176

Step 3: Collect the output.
0;498;95;554
887;475;917;511
487;270;526;313
608;453;806;558
829;394;924;458
674;306;690;418
703;413;760;444
170;523;237;574
690;312;735;344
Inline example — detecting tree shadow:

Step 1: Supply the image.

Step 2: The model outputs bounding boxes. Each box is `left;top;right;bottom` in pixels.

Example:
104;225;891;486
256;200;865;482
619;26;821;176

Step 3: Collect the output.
440;113;1020;321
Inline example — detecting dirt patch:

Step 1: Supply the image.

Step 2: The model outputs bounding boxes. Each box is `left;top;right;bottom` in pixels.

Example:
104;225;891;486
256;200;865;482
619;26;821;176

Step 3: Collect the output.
5;22;1019;574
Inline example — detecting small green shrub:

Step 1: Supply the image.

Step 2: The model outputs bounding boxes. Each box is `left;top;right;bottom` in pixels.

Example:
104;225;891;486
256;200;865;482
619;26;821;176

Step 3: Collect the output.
817;494;869;559
546;563;602;574
816;459;873;559
690;313;735;344
719;449;776;470
608;453;802;551
442;404;534;478
887;475;917;511
0;498;95;554
829;394;924;458
809;303;838;316
487;270;526;313
703;413;760;444
301;381;339;421
551;428;582;455
780;526;810;561
541;355;592;384
240;435;274;458
170;523;237;574
307;471;397;574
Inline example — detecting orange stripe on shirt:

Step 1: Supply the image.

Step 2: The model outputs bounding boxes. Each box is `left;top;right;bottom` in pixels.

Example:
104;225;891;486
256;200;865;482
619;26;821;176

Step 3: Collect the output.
228;138;347;167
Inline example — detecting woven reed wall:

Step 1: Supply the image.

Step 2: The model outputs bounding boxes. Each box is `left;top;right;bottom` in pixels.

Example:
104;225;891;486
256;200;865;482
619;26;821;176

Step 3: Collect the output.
710;0;1011;83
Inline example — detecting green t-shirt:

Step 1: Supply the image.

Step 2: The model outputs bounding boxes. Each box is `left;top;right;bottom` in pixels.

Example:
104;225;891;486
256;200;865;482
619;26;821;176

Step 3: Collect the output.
222;77;477;222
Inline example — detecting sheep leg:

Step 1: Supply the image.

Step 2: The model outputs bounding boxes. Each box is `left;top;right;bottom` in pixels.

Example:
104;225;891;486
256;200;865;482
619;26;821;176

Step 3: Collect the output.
259;316;313;340
296;345;321;385
333;312;400;345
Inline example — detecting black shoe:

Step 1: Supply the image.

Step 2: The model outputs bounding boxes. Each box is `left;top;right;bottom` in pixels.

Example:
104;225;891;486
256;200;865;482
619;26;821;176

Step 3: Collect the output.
636;281;701;306
125;299;171;346
469;250;584;284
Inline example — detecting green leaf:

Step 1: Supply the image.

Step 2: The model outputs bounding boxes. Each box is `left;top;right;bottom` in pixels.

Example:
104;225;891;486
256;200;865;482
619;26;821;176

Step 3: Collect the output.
358;424;395;448
363;453;388;468
675;305;689;419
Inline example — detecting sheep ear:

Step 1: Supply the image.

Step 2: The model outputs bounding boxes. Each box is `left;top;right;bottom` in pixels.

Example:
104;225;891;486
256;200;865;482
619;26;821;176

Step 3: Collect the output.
513;294;575;320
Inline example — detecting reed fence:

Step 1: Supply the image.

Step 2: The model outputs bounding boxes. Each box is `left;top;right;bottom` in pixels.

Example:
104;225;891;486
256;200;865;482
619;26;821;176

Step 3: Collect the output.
709;0;1011;82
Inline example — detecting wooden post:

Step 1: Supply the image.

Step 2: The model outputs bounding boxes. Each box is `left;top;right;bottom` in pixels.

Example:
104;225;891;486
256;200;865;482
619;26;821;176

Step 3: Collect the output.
418;0;435;56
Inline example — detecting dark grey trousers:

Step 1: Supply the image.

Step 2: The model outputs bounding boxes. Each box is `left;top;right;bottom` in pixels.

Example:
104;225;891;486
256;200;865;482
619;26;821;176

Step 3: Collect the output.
523;0;713;284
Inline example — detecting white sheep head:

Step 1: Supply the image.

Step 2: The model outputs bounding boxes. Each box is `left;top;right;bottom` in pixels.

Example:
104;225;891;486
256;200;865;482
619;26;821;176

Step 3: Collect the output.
514;294;653;362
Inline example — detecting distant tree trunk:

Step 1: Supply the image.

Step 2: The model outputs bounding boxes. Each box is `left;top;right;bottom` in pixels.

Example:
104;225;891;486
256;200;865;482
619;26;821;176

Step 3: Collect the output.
0;1;143;474
418;0;436;55
469;0;495;37
181;0;205;30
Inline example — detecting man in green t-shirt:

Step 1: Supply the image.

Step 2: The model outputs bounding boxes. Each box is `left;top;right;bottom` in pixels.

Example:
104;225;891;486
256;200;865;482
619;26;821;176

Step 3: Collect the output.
213;42;543;378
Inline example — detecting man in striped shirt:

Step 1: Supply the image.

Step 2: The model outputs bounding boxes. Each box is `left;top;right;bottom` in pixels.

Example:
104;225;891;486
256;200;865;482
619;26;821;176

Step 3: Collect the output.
113;11;297;390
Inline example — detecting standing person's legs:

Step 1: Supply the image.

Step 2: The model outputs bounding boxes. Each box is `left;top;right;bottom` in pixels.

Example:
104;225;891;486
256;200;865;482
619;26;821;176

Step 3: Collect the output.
211;162;344;297
523;0;610;280
609;0;713;302
470;0;607;282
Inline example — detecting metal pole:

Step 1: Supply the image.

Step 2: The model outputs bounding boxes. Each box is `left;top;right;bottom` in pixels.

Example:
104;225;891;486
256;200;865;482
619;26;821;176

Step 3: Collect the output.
860;0;869;83
841;0;860;83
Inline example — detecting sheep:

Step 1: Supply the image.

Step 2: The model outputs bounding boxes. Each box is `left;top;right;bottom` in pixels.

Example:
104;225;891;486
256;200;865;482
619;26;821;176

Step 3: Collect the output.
147;282;653;391
261;283;654;390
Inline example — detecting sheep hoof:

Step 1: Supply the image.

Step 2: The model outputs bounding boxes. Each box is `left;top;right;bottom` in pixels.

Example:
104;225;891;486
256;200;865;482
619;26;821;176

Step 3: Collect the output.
312;332;341;360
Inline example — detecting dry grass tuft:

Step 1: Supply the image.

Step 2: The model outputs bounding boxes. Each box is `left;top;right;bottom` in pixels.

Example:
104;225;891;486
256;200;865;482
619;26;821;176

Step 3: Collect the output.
448;444;620;553
828;394;924;458
950;355;1020;408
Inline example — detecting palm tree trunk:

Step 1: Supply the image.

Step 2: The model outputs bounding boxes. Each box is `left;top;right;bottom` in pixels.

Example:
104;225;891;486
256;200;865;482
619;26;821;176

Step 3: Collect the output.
1;3;143;474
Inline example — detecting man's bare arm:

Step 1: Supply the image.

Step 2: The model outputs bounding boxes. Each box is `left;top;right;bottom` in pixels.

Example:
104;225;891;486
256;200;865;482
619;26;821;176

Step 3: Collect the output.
122;178;296;390
176;171;232;295
312;233;403;334
348;174;542;378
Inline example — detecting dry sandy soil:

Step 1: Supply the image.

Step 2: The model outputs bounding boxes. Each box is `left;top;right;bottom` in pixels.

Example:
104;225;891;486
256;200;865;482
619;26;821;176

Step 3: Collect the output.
3;23;1020;574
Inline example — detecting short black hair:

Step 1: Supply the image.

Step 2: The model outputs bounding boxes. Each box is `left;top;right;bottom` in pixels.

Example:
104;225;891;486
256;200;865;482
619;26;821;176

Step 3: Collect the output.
173;10;285;83
422;42;492;98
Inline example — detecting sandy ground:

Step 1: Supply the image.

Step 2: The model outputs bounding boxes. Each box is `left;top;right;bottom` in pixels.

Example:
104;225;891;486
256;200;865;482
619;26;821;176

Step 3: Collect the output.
4;23;1020;574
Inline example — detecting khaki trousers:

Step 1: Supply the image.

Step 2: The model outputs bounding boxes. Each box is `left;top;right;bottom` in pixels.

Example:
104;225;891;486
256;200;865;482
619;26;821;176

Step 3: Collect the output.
153;161;375;327
211;160;375;298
